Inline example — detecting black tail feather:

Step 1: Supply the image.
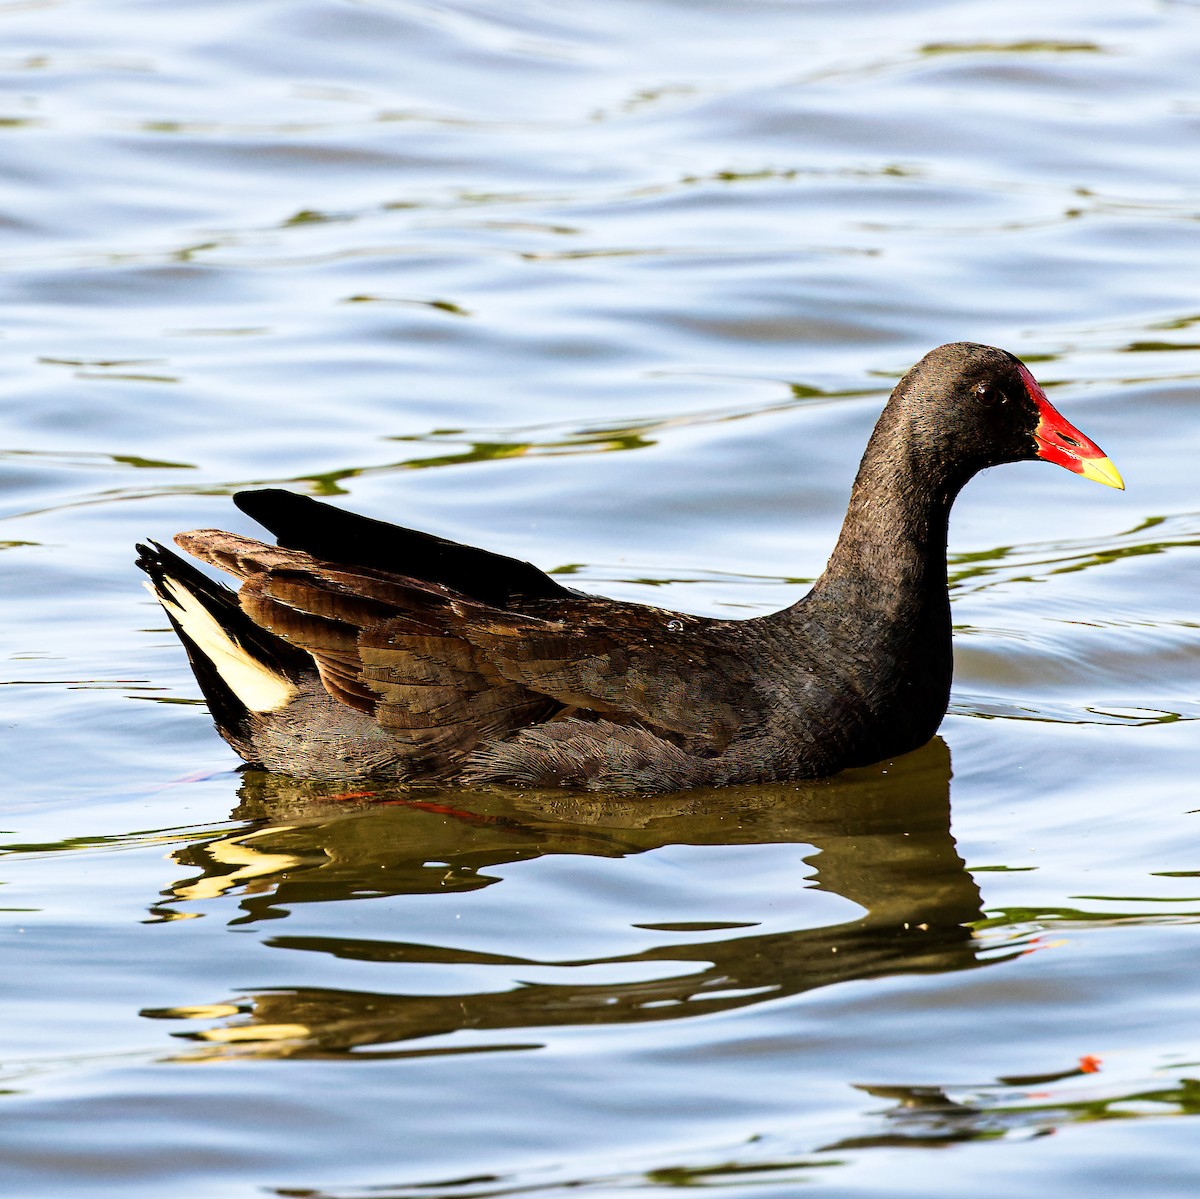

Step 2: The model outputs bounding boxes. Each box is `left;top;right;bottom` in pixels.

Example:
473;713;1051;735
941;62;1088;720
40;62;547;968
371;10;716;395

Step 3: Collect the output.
233;488;575;608
136;539;308;736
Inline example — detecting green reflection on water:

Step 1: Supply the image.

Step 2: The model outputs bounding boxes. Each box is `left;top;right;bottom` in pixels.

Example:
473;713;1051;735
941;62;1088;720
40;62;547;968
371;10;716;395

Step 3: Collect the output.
136;741;1024;1060
110;455;195;470
1122;341;1200;353
975;904;1200;931
0;448;196;471
0;821;245;860
644;1156;843;1186
920;40;1105;55
343;294;471;315
949;513;1200;592
949;694;1200;727
839;1071;1200;1151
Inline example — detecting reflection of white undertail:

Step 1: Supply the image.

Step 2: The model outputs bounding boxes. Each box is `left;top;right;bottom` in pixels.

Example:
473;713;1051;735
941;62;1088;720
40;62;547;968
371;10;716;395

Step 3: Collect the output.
146;577;297;713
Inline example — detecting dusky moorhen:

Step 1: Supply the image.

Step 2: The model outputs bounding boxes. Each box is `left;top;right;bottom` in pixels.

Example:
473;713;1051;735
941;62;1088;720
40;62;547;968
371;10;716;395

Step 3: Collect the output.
137;342;1122;791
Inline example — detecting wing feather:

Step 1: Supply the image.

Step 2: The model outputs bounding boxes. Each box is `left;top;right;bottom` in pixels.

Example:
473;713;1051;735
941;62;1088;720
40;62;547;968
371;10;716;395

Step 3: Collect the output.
173;520;756;765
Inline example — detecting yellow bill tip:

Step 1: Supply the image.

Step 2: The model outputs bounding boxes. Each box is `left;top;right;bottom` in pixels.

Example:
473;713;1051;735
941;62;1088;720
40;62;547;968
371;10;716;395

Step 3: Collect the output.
1076;454;1125;491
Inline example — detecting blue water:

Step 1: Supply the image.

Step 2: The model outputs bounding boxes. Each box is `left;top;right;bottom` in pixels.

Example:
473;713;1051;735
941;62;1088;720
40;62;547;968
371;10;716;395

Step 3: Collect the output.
2;1;1199;1195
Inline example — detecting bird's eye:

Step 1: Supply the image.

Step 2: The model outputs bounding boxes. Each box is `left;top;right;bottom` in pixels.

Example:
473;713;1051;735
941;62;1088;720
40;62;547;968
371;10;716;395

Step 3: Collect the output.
974;382;1005;405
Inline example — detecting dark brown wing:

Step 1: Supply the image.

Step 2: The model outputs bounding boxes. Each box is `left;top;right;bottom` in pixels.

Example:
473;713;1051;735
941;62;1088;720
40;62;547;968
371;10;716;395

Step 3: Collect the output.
176;527;759;766
357;617;558;767
452;603;758;750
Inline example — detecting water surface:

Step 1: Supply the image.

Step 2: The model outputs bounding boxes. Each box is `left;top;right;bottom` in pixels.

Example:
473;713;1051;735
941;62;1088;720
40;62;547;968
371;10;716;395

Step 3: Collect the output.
2;1;1199;1196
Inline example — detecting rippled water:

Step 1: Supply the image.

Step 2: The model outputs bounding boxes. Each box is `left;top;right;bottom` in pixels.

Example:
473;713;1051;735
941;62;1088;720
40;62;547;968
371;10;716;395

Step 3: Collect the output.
3;0;1199;1195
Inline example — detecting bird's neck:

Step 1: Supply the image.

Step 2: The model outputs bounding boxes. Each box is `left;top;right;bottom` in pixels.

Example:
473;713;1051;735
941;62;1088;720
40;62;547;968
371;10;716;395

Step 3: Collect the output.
762;411;968;763
786;406;966;670
820;439;959;607
822;402;962;594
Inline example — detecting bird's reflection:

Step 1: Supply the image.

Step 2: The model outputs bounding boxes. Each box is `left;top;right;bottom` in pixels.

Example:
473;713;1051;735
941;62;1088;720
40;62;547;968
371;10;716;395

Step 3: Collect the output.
143;739;1020;1059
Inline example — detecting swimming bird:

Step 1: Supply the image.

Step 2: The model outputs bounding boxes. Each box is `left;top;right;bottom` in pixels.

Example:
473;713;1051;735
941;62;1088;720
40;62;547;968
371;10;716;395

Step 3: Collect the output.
137;342;1122;792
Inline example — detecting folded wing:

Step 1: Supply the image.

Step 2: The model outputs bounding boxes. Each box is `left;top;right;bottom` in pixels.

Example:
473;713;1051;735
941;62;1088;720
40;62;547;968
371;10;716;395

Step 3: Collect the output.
178;505;756;773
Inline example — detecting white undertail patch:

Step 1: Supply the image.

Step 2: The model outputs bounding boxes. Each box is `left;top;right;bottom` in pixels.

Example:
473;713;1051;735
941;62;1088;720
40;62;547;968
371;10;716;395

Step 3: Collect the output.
145;579;298;713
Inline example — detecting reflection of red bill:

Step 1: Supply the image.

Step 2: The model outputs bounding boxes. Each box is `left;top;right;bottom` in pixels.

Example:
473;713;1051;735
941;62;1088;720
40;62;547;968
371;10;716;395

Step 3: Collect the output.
1018;362;1125;490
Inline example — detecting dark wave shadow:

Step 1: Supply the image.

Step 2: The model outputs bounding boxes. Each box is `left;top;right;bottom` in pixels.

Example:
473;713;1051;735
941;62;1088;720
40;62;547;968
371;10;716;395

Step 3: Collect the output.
142;739;1020;1059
